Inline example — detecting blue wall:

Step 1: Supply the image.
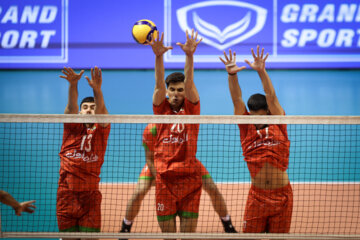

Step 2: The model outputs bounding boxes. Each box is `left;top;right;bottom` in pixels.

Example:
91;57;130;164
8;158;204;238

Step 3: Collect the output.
0;69;359;115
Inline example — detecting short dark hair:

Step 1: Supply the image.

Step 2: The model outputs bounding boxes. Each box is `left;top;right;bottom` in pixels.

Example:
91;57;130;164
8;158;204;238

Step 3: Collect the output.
80;96;95;109
247;93;268;111
165;72;185;88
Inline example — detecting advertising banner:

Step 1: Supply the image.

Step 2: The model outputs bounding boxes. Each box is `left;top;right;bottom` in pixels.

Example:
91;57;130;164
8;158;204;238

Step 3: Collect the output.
0;0;359;69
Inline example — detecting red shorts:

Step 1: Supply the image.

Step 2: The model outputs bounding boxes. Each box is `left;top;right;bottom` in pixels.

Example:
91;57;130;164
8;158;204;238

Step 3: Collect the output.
139;164;155;180
198;160;210;179
139;160;210;181
56;187;102;232
243;183;293;233
155;174;202;221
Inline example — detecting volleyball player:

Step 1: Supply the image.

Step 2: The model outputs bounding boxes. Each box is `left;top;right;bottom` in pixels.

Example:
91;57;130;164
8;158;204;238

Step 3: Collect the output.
57;67;110;235
119;124;237;237
0;190;36;216
220;46;293;233
137;29;203;234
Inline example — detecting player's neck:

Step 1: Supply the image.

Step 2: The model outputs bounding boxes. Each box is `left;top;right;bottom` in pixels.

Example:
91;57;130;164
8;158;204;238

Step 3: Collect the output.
255;124;268;130
85;123;95;129
171;104;182;113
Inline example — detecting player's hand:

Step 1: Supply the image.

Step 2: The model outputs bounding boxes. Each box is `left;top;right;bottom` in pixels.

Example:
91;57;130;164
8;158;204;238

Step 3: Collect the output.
245;45;269;72
176;29;202;56
219;49;246;75
60;67;84;84
85;66;102;91
148;32;173;57
15;200;36;216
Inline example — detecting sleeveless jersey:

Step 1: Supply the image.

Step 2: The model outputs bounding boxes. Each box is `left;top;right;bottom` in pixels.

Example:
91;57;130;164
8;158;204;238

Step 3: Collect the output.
153;98;200;179
142;123;210;179
238;111;290;178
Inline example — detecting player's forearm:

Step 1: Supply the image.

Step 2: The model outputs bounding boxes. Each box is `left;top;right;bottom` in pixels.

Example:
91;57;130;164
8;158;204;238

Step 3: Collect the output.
65;83;79;114
228;75;242;105
258;69;276;98
153;55;166;105
228;74;246;114
184;55;199;103
184;55;194;88
0;190;21;210
93;88;108;115
155;55;165;89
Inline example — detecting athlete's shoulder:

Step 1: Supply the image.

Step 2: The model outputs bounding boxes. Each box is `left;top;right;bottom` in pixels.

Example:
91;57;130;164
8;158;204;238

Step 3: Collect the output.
183;98;200;115
153;99;171;114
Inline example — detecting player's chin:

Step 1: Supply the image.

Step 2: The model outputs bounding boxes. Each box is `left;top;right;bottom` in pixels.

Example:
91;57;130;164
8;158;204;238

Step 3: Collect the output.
170;100;181;108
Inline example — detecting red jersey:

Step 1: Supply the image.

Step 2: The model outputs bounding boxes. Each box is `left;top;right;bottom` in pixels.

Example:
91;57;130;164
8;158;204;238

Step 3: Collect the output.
153;98;200;179
59;123;111;191
238;111;290;178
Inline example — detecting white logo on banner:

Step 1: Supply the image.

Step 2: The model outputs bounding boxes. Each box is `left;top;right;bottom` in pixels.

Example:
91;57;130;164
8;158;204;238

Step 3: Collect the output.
176;1;267;50
0;0;68;63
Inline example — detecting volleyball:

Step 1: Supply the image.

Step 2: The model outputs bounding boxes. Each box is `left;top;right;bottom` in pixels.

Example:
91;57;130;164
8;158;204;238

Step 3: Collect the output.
132;19;158;45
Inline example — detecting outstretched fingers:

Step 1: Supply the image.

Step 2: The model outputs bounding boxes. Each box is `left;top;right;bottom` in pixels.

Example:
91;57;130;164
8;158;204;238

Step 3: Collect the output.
263;52;269;61
223;50;230;62
85;76;90;85
228;49;233;62
219;56;226;64
244;59;251;67
91;67;95;80
251;48;256;60
185;29;189;40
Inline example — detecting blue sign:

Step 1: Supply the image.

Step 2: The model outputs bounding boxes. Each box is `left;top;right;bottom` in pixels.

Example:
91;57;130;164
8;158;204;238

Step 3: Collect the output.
0;0;67;64
0;0;359;69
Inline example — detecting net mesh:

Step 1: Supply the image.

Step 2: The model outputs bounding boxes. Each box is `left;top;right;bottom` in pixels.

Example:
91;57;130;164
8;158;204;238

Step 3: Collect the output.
0;114;359;239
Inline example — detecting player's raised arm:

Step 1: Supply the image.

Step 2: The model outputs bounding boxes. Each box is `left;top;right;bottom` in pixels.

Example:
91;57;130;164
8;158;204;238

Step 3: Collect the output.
219;49;246;115
176;29;202;104
245;45;284;115
60;67;84;114
85;66;109;128
85;66;108;115
149;32;173;106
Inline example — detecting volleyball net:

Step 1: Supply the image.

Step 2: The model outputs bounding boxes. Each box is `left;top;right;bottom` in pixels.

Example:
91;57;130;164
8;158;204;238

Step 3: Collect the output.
0;114;359;240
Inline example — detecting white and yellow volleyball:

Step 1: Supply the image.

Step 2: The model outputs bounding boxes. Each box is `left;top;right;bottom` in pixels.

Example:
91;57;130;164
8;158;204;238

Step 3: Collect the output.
132;19;158;45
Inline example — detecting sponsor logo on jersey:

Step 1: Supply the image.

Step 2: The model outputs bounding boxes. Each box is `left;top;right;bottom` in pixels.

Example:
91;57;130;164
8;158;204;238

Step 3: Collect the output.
65;149;99;163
